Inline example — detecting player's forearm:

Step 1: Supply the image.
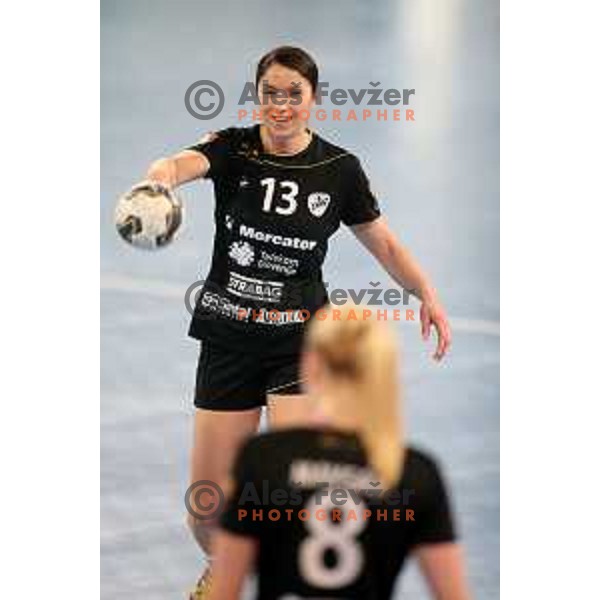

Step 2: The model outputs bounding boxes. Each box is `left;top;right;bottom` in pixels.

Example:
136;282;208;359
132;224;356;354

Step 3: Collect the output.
146;157;179;188
146;151;209;189
379;237;437;303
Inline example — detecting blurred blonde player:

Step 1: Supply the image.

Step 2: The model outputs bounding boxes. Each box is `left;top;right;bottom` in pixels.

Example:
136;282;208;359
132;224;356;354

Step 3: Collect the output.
207;304;470;599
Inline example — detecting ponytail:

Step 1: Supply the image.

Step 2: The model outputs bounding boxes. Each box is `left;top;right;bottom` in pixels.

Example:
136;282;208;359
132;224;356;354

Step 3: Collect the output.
307;304;404;488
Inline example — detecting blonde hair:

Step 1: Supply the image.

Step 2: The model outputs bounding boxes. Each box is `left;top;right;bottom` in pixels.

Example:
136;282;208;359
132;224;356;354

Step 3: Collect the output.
306;304;404;488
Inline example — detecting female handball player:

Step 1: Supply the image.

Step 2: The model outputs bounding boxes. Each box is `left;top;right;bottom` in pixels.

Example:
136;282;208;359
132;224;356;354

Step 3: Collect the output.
208;304;468;599
136;47;451;596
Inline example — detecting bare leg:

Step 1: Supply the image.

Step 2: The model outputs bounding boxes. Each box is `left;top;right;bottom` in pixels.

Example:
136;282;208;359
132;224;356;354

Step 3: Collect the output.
187;408;261;554
267;393;311;429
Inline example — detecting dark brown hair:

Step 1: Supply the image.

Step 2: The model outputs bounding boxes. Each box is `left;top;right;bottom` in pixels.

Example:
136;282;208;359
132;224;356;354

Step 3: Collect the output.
255;46;319;93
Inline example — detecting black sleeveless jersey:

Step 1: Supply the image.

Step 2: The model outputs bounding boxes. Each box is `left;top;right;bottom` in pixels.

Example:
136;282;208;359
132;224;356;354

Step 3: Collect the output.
220;428;456;599
186;126;381;354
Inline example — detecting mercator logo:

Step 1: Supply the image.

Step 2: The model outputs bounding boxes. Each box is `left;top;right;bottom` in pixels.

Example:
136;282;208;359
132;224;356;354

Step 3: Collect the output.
238;223;318;251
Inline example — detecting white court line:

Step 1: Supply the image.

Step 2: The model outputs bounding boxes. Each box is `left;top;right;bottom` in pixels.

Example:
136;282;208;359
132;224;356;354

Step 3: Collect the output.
100;521;184;544
102;273;184;299
101;272;499;337
448;317;499;337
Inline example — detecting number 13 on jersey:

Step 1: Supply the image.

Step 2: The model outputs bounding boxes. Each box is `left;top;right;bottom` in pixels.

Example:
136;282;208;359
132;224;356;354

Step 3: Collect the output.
260;178;299;216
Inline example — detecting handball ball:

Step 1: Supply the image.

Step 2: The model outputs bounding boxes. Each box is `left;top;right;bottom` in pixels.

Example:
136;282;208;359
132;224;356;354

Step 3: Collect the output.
115;183;183;250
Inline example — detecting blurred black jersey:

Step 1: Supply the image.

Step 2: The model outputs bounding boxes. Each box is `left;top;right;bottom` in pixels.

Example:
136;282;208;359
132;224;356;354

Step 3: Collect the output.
220;427;456;599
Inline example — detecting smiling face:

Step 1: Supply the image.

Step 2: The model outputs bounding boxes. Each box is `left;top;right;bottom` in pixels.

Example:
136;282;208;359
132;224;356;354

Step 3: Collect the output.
258;63;315;141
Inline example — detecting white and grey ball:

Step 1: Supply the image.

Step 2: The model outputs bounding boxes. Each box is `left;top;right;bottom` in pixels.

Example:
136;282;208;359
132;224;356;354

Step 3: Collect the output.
115;185;183;250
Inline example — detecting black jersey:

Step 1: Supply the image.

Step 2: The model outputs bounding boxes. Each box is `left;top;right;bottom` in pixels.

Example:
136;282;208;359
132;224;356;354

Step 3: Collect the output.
220;428;456;600
186;126;381;354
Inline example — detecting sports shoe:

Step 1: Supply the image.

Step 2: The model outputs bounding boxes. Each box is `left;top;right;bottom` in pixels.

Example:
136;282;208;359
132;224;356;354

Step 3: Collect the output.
189;568;212;600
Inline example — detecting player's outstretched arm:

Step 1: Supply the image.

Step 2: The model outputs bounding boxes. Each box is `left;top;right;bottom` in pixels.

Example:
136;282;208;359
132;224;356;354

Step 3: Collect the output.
145;150;211;189
207;529;257;600
351;217;452;361
415;543;471;600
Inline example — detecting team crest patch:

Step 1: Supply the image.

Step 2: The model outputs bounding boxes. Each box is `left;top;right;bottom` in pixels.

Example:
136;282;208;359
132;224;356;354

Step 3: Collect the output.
307;192;331;218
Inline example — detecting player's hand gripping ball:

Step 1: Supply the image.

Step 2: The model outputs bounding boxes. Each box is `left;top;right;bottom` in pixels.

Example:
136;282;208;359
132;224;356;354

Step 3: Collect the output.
115;181;183;250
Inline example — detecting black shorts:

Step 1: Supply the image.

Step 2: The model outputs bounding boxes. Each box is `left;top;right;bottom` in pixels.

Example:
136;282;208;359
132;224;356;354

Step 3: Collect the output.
194;341;304;410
